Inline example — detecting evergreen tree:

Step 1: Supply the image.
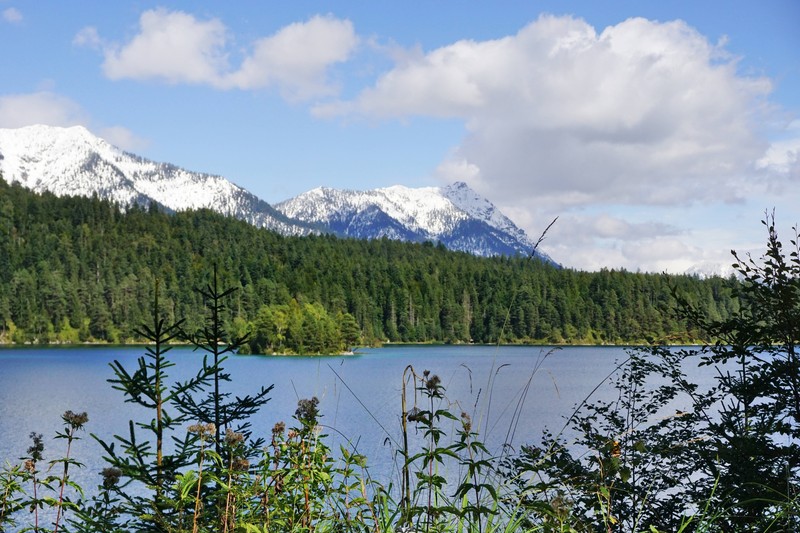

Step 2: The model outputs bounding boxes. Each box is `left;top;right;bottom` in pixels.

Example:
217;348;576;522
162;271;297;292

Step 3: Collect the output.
93;280;209;530
0;181;741;347
177;266;272;455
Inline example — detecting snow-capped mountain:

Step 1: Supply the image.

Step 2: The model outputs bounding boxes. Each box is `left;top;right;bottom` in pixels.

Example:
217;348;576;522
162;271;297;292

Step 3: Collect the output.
0;124;316;235
276;183;554;261
0;124;552;261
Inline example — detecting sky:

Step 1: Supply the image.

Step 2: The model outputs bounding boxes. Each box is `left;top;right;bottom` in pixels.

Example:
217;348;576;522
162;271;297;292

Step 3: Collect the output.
1;1;798;274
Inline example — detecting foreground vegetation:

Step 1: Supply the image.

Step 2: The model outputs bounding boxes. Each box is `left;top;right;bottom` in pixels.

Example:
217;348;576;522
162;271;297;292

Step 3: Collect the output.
1;213;798;532
0;179;738;352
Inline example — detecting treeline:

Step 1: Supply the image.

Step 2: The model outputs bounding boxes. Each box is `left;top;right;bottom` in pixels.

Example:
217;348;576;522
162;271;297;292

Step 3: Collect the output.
0;179;738;351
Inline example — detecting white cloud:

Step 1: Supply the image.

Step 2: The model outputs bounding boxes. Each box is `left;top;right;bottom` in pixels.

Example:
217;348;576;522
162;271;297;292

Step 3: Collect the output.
318;13;793;273
522;211;689;271
78;9;358;100
0;91;147;152
2;7;22;24
587;214;680;241
435;157;480;184
73;26;102;49
0;92;87;128
222;15;357;99
328;14;773;211
756;121;800;180
620;238;708;274
541;226;735;274
100;8;229;85
98;125;150;152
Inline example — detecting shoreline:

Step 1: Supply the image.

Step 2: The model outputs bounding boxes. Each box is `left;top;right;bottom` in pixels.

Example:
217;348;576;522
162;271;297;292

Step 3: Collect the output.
0;340;705;352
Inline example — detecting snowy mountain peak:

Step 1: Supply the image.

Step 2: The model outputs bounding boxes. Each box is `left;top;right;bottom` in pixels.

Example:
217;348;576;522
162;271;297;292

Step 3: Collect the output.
277;182;554;262
443;181;525;235
0;125;554;262
0;124;315;235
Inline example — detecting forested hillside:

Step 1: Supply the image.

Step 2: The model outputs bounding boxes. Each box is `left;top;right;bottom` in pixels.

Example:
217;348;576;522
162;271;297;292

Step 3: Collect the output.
0;179;738;352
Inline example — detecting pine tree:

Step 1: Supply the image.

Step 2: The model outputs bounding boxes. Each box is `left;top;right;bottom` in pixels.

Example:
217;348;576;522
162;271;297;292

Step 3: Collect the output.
93;280;209;529
176;265;272;455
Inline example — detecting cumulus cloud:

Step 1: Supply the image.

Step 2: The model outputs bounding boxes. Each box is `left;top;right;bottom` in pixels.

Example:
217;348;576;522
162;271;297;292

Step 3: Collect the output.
435;157;481;184
77;9;358;100
98;125;150;152
2;7;22;24
323;14;773;211
522;211;687;270
541;223;734;274
757;120;800;181
315;13;793;272
0;92;87;128
101;8;229;85
222;15;357;99
0;91;146;152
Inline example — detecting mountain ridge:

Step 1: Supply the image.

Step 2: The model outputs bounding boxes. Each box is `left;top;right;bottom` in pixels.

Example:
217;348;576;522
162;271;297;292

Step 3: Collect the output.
0;124;552;261
0;124;316;235
275;183;551;260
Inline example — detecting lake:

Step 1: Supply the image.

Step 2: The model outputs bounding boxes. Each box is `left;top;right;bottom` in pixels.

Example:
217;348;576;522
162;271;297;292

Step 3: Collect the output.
0;344;705;492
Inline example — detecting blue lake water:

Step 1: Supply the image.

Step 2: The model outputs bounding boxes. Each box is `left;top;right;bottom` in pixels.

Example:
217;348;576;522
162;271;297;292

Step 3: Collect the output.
0;344;707;492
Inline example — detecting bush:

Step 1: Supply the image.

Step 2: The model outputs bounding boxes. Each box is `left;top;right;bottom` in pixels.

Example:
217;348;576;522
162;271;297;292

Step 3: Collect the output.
503;212;800;531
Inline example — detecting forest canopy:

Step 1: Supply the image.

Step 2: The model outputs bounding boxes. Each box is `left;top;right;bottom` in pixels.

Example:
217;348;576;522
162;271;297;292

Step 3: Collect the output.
0;179;738;352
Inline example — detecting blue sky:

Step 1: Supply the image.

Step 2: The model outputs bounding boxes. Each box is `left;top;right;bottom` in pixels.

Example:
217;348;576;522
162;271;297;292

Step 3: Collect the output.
1;1;798;273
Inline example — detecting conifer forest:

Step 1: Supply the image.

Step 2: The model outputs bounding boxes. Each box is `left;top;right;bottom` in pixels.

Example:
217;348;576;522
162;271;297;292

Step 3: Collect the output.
0;180;738;352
